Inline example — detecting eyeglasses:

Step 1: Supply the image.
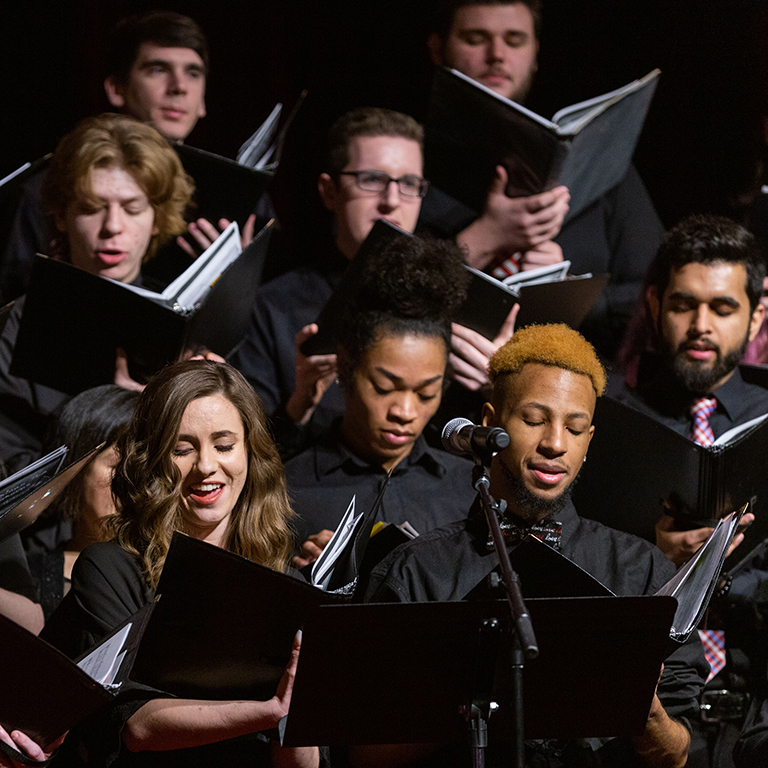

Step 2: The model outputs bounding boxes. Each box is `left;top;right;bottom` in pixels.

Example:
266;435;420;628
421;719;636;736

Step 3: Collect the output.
338;170;429;198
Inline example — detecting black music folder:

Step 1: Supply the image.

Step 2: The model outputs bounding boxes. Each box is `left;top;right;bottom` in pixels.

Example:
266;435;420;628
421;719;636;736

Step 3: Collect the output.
280;596;676;746
573;394;768;560
425;67;659;222
11;222;271;394
0;613;114;748
470;524;738;645
174;143;274;228
0;446;97;543
455;266;610;339
300;220;412;356
78;533;341;703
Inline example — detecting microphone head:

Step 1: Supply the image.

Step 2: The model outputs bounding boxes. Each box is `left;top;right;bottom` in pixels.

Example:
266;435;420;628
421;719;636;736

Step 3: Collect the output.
489;428;510;451
441;417;472;453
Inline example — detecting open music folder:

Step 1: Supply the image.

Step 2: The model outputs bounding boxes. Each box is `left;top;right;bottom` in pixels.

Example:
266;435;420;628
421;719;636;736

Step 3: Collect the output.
11;221;272;394
425;67;660;222
573;394;768;561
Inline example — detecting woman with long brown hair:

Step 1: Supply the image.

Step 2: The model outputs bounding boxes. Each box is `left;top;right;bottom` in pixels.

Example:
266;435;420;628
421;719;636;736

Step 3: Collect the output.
43;360;317;768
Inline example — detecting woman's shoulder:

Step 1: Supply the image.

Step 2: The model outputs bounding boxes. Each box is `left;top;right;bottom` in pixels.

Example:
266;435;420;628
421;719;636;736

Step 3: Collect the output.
42;542;152;658
76;540;143;578
72;541;153;616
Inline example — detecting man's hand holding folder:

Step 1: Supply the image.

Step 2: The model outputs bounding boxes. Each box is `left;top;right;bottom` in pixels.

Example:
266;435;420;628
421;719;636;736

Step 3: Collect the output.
656;510;756;569
457;165;570;271
450;303;519;392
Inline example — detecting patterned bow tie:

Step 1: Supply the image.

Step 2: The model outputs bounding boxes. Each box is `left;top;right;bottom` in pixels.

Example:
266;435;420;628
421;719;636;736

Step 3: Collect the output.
488;517;563;551
690;397;717;447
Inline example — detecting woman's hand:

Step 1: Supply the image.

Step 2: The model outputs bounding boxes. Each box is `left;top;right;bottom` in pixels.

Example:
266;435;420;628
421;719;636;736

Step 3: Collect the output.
0;725;66;767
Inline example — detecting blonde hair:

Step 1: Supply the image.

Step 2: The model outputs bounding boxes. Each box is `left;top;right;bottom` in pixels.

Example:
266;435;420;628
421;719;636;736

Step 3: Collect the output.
42;113;193;261
490;324;607;396
106;361;294;587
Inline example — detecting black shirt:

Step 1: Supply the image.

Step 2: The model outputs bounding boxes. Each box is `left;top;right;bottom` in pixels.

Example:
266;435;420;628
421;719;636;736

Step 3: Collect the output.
608;359;768;441
365;498;707;767
229;251;348;456
0;297;69;473
285;429;477;546
0;533;37;603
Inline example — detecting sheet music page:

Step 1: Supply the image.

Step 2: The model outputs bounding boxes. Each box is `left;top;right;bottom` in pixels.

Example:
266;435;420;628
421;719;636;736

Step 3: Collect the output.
311;496;359;588
77;623;132;685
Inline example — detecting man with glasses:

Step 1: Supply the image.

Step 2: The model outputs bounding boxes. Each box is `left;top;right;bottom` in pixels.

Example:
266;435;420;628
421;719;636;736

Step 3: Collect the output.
231;108;432;456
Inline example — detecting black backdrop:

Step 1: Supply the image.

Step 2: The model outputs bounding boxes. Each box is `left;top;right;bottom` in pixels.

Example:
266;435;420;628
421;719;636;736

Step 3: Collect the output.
3;0;767;254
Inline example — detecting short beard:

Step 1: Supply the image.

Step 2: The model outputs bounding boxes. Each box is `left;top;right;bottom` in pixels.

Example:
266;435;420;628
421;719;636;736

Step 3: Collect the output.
665;334;749;395
500;461;574;524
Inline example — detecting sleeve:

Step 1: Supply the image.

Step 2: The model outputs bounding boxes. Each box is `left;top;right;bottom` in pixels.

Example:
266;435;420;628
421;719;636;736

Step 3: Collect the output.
560;165;663;358
657;633;708;730
644;546;708;729
0;533;38;602
41;544;152;658
41;545;173;767
735;689;768;768
229;290;288;417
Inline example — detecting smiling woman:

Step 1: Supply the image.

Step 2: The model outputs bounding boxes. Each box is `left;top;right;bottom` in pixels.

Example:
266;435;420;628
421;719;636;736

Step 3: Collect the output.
40;361;318;768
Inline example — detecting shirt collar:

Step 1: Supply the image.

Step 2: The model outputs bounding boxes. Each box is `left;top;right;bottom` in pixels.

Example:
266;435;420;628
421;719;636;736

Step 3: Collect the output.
469;492;580;551
636;352;746;421
311;426;448;479
709;367;747;421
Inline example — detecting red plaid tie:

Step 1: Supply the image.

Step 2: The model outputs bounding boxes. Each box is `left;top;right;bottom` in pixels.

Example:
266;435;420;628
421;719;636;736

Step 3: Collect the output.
699;629;726;682
690;397;717;446
691;398;725;681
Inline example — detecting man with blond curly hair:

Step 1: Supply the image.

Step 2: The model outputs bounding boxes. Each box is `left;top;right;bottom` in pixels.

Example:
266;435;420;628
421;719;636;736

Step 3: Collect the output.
363;323;705;768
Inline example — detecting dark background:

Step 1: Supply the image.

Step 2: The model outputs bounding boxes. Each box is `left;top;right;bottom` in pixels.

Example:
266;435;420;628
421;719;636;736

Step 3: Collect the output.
3;0;767;249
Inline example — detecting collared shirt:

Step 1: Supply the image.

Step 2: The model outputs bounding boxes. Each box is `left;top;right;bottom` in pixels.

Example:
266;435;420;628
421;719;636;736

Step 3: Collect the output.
608;358;768;441
365;498;707;767
285;429;477;546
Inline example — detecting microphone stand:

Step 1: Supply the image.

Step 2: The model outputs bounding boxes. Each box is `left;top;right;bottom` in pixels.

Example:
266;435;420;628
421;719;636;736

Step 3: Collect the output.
465;455;538;768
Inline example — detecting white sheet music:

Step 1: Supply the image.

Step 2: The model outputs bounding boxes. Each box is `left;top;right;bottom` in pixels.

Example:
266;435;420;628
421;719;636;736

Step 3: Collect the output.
77;623;132;685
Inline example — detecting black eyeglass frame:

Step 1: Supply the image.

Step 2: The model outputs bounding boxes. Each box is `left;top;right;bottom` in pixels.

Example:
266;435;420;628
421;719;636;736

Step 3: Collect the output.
337;170;429;198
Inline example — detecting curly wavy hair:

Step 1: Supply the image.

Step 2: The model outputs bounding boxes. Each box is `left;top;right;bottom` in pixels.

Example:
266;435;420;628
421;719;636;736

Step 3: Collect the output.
106;361;294;587
42;113;193;262
490;323;606;396
337;233;469;385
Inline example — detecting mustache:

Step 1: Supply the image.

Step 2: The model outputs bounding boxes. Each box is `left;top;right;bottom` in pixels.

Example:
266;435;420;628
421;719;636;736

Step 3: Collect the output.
676;339;720;355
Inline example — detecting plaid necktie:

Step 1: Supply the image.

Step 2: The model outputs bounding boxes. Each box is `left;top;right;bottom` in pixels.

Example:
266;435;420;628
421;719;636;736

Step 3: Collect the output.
690;398;725;680
491;253;522;280
690;397;717;446
699;629;726;682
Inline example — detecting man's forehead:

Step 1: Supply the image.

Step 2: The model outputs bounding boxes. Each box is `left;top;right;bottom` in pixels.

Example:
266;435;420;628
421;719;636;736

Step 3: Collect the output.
133;43;206;70
345;134;423;171
449;2;536;33
664;261;750;303
498;363;596;412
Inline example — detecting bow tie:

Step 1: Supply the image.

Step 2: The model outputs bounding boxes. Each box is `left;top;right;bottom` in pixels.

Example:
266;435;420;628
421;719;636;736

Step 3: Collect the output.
488;517;563;551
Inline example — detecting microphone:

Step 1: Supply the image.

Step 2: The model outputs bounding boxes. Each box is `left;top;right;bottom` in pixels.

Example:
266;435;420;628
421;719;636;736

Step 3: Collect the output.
441;417;510;459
